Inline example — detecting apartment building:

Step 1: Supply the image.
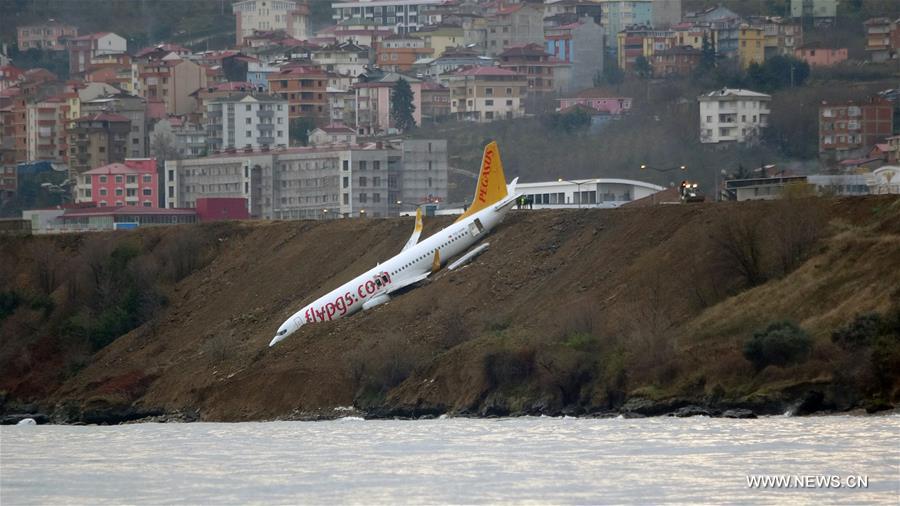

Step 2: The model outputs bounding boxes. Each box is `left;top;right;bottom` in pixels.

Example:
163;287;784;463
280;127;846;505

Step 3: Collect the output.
150;117;207;159
616;26;675;72
67;113;131;175
545;16;605;92
75;158;159;208
233;0;310;45
136;57;208;116
484;2;545;56
737;25;765;70
163;139;447;219
444;66;527;122
498;43;569;96
597;0;653;48
269;64;328;122
819;97;894;161
80;93;148;158
331;0;445;35
376;34;433;71
864;17;900;62
26;96;69;162
17;21;78;51
651;45;701;77
699;88;771;144
206;93;289;152
416;24;465;58
311;42;370;77
351;73;422;135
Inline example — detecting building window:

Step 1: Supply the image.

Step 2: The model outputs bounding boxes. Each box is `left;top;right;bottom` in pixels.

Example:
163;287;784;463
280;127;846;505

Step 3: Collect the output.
246;104;252;111
143;174;152;183
359;192;367;203
115;175;123;183
143;188;152;196
343;160;349;170
359;160;367;170
373;193;381;203
143;201;152;207
116;188;124;196
99;175;107;183
373;160;380;170
168;170;174;182
359;176;367;187
126;175;137;184
246;118;252;124
99;188;108;196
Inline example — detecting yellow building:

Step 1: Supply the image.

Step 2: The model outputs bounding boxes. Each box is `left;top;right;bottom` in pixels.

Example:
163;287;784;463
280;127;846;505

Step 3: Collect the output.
418;25;465;58
737;25;765;69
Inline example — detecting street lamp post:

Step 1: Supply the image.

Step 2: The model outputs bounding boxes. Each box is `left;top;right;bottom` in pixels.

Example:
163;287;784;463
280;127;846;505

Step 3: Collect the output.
558;178;587;208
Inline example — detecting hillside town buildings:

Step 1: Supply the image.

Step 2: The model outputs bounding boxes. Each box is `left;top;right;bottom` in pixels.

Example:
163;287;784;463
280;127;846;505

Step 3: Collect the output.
75;158;159;208
17;20;78;51
6;0;900;222
164;139;447;220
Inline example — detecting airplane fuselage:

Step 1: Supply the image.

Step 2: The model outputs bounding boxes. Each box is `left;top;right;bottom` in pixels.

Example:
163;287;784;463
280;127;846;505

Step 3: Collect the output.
272;196;517;344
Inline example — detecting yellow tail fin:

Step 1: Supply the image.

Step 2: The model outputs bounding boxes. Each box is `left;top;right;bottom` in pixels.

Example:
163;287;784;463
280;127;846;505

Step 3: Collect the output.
455;141;508;222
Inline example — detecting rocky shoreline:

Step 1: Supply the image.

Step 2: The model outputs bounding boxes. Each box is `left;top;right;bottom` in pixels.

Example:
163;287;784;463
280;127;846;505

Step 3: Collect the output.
2;393;895;425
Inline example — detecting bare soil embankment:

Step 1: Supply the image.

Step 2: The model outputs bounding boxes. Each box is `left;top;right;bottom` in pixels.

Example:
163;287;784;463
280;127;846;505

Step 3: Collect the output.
1;196;899;422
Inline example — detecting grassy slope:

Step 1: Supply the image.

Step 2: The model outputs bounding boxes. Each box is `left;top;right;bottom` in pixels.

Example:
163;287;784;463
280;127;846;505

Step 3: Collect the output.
2;196;898;420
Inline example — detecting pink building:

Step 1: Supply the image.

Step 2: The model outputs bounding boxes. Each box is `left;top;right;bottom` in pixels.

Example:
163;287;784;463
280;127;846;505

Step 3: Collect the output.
352;74;422;136
76;158;159;208
556;91;632;115
794;43;847;66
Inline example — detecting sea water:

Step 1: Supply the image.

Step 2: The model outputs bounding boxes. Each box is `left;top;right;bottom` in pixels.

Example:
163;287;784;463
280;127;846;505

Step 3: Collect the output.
1;415;898;504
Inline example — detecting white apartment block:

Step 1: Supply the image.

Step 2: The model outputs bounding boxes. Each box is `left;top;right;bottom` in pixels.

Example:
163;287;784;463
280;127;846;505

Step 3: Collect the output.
206;94;289;152
699;88;771;144
332;0;445;34
233;0;310;45
164;139;447;220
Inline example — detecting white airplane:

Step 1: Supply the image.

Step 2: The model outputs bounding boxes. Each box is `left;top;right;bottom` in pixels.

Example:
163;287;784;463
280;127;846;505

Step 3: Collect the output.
269;141;519;347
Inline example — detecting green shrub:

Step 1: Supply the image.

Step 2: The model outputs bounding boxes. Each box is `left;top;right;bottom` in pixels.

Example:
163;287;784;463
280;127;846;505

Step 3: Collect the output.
743;321;812;372
0;290;22;320
832;313;881;351
483;348;535;388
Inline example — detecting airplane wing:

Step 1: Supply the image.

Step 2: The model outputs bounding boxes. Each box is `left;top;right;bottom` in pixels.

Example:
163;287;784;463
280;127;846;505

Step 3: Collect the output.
401;207;424;252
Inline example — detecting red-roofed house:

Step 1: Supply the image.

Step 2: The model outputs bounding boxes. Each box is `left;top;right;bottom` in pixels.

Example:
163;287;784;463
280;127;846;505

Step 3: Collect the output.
309;125;357;146
67;32;126;75
0;65;23;92
444;66;527;122
76;158;159;208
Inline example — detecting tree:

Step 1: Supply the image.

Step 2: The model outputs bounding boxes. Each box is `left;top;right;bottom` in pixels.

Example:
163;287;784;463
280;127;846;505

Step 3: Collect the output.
289;117;317;146
597;57;624;88
699;33;716;71
743;321;812;372
391;78;417;132
634;55;652;78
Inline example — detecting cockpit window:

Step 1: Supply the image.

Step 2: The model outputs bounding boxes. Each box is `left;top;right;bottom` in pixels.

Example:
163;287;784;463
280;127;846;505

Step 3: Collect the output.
277;329;287;336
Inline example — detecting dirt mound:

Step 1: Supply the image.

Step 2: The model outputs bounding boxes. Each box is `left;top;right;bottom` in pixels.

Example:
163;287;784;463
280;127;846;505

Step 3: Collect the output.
2;196;899;420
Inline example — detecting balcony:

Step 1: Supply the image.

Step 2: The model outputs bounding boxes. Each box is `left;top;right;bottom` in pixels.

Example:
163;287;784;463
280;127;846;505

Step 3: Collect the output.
257;136;275;145
257;109;274;118
257;123;274;131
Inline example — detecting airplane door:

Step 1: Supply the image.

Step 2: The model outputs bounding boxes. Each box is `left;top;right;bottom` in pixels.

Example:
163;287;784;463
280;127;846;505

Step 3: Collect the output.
468;218;485;237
